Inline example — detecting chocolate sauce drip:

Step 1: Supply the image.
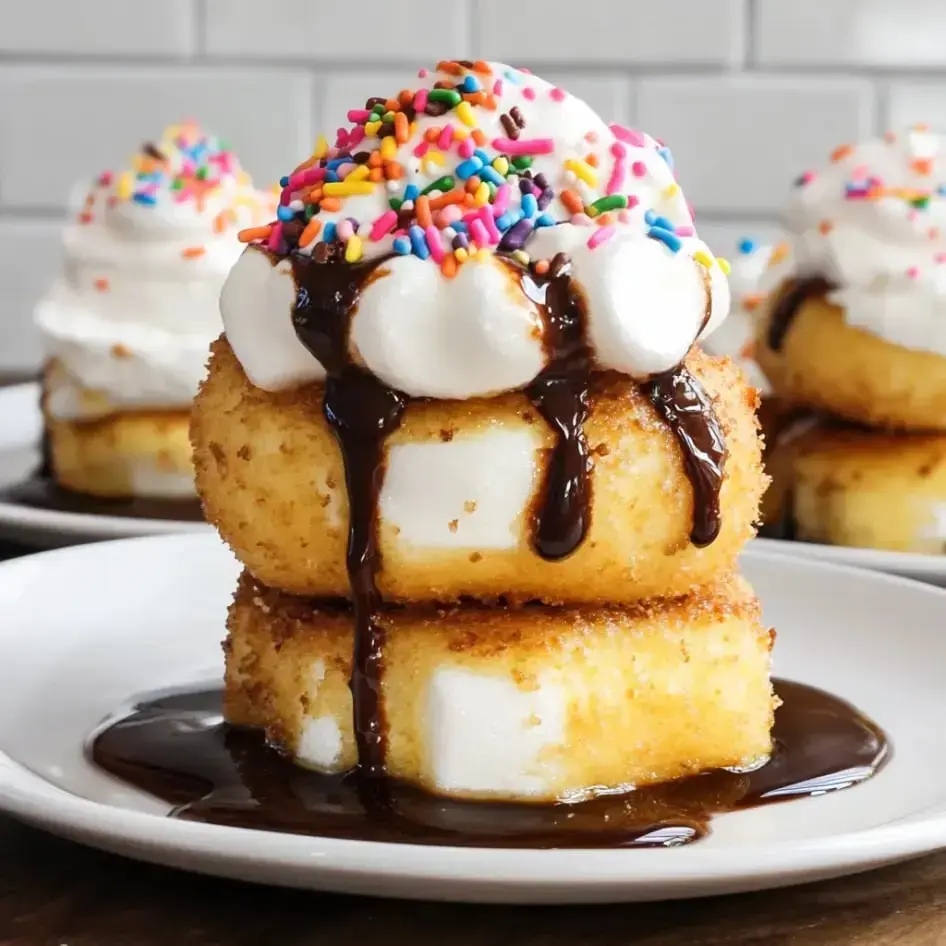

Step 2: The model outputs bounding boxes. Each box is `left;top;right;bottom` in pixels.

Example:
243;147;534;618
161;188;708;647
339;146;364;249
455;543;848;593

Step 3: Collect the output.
767;276;835;351
647;367;727;547
289;253;405;779
2;479;203;522
521;253;593;561
89;678;888;849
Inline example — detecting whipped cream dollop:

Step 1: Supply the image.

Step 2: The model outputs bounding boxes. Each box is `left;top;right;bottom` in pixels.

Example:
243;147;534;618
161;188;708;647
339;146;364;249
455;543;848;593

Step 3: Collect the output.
702;238;792;390
223;61;731;400
36;123;274;418
787;127;946;356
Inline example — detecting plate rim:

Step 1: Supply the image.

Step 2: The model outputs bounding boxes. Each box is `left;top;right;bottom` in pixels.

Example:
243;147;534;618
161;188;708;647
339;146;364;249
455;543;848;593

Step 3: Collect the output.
2;534;946;896
0;381;210;540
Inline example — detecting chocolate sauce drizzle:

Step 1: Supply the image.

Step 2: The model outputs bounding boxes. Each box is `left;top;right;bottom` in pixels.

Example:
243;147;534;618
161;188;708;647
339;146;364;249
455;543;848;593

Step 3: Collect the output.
521;253;594;560
767;275;835;351
88;678;889;849
288;251;405;780
647;368;727;547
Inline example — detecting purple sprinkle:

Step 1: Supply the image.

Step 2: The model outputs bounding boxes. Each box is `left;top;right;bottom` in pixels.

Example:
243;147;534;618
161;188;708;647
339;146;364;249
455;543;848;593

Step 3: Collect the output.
452;232;470;250
534;173;549;189
537;187;554;211
498;218;533;252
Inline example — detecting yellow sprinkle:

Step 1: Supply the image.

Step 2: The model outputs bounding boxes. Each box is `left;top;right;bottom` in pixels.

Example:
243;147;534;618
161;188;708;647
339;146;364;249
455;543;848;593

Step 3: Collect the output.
586;205;599;218
492;156;509;175
453;127;470;140
511;249;530;266
237;170;251;187
717;257;732;275
312;134;329;160
364;120;382;137
345;235;364;263
564;158;598;188
115;172;133;200
380;136;397;160
476;247;490;262
474;181;490;206
322;181;376;196
347;165;371;182
455;101;477;127
421;150;445;174
693;250;714;268
663;183;680;198
455;247;469;263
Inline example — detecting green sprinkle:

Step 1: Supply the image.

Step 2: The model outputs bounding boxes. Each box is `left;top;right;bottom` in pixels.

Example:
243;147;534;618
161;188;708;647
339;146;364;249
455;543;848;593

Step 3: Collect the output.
589;195;628;214
428;89;462;106
511;156;533;170
218;138;231;151
486;181;497;200
382;110;396;123
389;197;403;211
170;178;184;190
421;175;456;196
305;204;318;220
912;195;931;210
196;167;209;180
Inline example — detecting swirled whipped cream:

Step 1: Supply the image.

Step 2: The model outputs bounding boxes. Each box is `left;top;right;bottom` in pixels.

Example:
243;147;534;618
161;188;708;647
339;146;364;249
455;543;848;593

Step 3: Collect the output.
703;238;792;390
223;61;731;399
36;123;275;419
787;126;946;356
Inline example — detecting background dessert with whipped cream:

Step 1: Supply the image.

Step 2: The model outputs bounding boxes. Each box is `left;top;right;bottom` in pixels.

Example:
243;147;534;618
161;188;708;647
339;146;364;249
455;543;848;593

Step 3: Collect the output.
758;126;946;553
34;122;274;500
188;60;781;827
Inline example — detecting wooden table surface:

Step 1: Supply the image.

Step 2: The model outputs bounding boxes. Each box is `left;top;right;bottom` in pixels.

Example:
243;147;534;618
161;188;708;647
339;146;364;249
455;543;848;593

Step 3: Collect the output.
0;528;942;946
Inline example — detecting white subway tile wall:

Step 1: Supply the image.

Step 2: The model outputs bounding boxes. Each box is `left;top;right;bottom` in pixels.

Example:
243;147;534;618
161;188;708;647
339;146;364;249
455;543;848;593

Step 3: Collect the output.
0;0;941;370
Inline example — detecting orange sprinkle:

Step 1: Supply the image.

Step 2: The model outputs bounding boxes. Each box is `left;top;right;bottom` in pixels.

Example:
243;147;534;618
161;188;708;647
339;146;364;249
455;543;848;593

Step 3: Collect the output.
398;89;413;106
743;293;765;313
769;241;791;265
394;111;409;143
739;340;757;359
561;190;584;215
912;158;933;175
586;153;599;168
915;122;931;132
320;197;342;212
585;131;599;144
298;218;322;248
94;278;109;292
465;175;482;193
429;189;466;210
299;185;322;202
111;343;131;359
437;60;464;75
415;195;433;229
385;162;404;181
425;127;441;143
238;225;273;243
831;144;854;163
368;167;383;182
463;92;488;107
182;246;206;259
472;60;492;74
481;94;497;111
368;151;383;168
384;98;400;112
884;130;898;143
597;212;613;225
818;219;833;235
471;128;487;146
78;211;93;225
441;253;458;279
534;259;550;276
212;210;234;233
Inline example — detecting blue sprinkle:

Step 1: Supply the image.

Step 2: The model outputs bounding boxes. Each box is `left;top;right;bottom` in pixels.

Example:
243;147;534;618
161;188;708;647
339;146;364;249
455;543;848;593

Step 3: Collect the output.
404;184;420;202
504;69;521;85
657;146;674;170
451;220;468;233
276;204;296;222
644;209;657;225
477;166;504;186
461;74;481;93
521;193;538;218
653;214;674;231
393;236;412;255
456;157;484;180
279;175;290;187
323;222;337;243
535;213;556;228
132;193;157;206
937;185;946;197
495;210;521;231
647;226;682;252
409;225;430;260
327;157;353;170
474;148;491;165
738;238;757;255
324;170;339;183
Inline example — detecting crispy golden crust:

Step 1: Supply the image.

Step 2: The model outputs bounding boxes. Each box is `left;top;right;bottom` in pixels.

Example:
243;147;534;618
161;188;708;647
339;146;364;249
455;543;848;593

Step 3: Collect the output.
42;379;194;499
757;287;946;432
767;420;946;553
193;338;766;604
225;571;776;802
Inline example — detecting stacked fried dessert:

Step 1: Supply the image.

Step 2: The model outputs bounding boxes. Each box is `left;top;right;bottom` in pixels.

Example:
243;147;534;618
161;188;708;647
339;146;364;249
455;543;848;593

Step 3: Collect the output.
192;61;772;803
758;127;946;552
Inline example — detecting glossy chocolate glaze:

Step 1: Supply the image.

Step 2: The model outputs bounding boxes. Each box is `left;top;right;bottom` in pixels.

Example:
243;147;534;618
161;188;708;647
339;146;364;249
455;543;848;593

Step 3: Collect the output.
767;276;835;351
89;678;888;849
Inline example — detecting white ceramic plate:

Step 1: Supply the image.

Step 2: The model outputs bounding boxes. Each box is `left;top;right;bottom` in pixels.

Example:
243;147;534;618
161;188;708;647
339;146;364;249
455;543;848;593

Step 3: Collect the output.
0;382;209;546
1;534;946;903
752;535;946;586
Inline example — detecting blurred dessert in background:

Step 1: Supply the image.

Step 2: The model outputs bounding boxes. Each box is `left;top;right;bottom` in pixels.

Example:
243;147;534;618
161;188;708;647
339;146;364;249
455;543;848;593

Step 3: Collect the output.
34;122;274;500
757;126;946;552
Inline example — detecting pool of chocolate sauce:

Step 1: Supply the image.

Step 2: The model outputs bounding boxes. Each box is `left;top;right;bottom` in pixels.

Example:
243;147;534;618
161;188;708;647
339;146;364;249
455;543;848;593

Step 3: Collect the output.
89;678;888;849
